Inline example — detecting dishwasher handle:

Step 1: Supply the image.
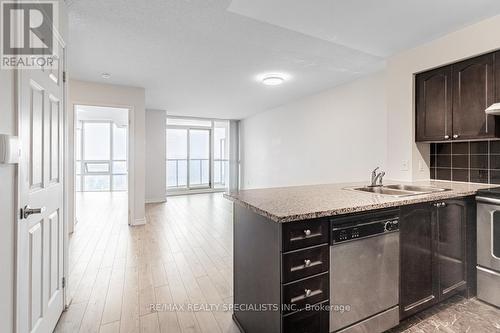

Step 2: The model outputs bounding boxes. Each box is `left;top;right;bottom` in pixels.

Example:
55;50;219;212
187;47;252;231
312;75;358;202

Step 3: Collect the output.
477;196;500;205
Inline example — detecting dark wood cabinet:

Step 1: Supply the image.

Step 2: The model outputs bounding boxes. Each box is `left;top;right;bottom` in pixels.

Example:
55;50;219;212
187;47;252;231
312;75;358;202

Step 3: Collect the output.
437;200;467;299
233;206;330;333
496;51;500;103
400;203;438;318
452;53;496;140
416;66;453;141
283;303;329;333
400;198;473;319
415;51;500;142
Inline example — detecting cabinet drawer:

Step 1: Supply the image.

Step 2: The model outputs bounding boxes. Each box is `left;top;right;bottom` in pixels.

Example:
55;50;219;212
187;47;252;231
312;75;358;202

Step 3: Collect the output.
283;273;329;314
283;245;329;283
283;303;329;333
283;219;329;251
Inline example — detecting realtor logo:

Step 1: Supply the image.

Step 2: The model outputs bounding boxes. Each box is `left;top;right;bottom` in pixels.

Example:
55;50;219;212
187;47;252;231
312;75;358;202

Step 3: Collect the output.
1;0;59;69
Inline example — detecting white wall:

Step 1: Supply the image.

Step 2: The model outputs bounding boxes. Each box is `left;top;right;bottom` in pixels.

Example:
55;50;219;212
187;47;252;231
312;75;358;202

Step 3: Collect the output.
386;14;500;181
68;80;146;225
145;109;167;203
240;72;387;189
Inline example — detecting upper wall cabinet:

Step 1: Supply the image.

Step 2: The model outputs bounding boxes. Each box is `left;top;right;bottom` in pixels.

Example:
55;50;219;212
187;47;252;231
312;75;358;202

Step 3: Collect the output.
452;53;495;140
416;66;453;141
415;51;500;142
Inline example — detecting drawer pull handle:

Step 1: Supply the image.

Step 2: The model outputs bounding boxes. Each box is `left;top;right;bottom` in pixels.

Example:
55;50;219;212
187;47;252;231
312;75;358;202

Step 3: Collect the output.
290;288;323;303
290;231;322;242
290;260;323;272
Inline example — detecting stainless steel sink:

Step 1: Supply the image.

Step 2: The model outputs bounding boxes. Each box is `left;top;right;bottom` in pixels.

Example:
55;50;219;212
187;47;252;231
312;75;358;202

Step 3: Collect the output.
346;184;450;197
384;184;449;193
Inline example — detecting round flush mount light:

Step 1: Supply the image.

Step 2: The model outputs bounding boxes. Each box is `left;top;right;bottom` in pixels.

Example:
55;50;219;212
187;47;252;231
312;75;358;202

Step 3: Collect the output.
101;73;111;79
262;75;285;86
256;72;291;86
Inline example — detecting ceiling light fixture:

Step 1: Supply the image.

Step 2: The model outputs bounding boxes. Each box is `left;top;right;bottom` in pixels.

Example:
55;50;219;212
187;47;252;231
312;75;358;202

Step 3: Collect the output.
262;74;285;86
101;73;111;79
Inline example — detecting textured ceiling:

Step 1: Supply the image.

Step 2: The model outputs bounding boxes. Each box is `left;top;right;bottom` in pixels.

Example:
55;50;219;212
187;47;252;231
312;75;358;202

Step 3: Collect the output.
67;0;500;119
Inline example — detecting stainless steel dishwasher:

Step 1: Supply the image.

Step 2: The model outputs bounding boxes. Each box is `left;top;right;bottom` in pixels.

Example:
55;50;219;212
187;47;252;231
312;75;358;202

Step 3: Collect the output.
330;210;400;333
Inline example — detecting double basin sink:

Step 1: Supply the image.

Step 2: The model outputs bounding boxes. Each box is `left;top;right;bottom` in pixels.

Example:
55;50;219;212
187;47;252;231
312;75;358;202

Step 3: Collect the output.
347;184;450;197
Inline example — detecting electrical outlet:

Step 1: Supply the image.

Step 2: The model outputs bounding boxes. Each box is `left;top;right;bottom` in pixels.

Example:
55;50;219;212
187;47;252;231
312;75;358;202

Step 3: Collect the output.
401;160;409;171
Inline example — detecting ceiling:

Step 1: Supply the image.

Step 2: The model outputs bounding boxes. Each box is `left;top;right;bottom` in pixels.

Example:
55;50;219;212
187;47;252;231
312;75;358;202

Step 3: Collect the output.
67;0;500;119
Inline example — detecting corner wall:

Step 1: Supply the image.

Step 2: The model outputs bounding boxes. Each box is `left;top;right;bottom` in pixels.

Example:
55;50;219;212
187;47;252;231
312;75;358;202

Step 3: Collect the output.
240;72;387;189
145;109;167;203
68;79;146;225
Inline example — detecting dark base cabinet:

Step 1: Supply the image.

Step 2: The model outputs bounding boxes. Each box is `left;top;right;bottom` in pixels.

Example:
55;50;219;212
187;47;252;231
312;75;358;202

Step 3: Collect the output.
233;205;330;333
233;197;476;331
400;197;475;319
400;203;438;318
283;302;329;333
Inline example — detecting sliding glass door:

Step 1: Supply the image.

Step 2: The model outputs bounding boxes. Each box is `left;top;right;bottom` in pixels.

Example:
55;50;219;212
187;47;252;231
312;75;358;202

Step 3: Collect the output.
167;117;230;194
167;127;211;190
189;129;211;188
166;129;188;188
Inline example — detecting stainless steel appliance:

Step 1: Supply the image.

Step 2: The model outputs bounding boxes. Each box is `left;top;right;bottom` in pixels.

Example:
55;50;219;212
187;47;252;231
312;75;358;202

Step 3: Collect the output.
476;189;500;308
330;210;400;333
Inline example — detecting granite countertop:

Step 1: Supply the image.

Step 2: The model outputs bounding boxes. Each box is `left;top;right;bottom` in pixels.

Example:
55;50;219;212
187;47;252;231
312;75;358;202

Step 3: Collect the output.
224;180;495;223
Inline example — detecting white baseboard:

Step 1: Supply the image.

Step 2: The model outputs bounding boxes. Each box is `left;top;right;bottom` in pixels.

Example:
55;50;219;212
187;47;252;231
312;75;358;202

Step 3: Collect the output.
145;197;167;204
132;217;147;226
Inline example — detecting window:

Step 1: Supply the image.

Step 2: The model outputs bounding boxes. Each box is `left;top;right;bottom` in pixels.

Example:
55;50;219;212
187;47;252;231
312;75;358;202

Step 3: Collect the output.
76;121;128;192
166;117;230;193
83;122;110;160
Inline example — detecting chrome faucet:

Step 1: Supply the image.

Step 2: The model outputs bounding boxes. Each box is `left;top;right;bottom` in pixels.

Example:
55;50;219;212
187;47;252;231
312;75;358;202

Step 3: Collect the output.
370;167;385;187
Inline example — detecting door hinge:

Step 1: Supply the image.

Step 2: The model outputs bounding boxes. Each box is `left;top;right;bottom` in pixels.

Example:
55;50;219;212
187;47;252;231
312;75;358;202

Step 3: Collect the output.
62;277;66;288
63;71;66;83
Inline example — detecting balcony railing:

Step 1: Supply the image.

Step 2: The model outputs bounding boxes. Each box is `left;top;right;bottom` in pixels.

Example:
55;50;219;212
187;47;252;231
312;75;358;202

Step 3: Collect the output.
167;158;228;189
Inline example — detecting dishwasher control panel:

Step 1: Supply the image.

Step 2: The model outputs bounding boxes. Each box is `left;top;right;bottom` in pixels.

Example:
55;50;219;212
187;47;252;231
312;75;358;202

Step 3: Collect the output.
332;219;399;244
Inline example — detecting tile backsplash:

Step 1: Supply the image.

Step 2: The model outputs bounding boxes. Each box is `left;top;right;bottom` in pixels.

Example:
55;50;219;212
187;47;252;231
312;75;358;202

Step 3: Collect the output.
430;141;500;184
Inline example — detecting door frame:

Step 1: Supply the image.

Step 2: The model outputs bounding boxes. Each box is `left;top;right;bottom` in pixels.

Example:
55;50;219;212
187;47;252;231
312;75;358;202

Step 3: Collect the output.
70;104;133;226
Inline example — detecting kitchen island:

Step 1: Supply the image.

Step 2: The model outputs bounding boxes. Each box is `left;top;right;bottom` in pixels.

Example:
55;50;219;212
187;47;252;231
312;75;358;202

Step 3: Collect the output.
224;180;493;333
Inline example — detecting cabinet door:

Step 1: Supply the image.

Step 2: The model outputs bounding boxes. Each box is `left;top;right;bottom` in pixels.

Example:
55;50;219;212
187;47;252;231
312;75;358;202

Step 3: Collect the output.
452;53;495;140
437;199;468;299
415;66;453;142
400;203;438;319
496;51;500;101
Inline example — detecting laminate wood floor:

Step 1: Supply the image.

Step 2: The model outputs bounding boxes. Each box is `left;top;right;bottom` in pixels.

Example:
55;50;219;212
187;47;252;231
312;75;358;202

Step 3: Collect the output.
55;192;239;333
55;192;500;333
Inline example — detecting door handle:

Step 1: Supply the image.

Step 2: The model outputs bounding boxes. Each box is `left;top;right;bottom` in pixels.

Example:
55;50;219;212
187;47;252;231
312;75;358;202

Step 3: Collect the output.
21;205;46;219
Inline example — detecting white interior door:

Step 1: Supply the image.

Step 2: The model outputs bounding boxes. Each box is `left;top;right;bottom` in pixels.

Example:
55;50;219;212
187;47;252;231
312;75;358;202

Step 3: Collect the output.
17;43;65;332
